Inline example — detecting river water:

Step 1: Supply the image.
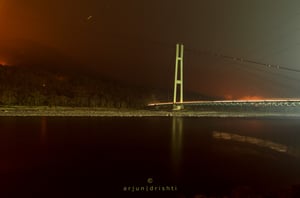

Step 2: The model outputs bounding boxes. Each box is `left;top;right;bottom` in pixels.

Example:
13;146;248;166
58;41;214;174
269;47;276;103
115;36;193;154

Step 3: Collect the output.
0;117;300;197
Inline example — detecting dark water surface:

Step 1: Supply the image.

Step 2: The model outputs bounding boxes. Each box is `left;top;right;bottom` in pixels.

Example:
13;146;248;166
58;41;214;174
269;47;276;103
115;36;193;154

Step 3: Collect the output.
0;117;300;197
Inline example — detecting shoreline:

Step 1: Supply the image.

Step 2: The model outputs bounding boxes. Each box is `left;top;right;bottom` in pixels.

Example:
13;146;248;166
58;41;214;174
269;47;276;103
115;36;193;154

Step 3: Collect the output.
1;106;300;118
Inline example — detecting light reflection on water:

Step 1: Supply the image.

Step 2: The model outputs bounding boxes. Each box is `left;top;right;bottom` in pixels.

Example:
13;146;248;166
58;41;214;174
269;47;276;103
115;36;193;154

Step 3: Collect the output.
212;131;300;158
213;131;288;153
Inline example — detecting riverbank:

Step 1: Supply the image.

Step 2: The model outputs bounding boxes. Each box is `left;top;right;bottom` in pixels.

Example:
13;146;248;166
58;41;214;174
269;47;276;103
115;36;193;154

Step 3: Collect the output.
1;106;300;117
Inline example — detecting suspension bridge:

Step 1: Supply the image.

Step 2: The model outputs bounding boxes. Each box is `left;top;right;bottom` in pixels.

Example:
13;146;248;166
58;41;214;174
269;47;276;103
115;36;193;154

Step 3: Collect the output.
148;44;300;113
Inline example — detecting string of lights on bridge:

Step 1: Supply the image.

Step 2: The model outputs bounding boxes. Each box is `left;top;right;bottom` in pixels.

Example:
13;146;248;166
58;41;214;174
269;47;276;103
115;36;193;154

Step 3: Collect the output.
184;47;300;73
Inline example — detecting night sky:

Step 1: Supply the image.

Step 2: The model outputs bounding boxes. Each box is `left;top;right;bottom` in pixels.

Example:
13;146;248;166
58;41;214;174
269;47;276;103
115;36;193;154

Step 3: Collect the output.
1;0;300;99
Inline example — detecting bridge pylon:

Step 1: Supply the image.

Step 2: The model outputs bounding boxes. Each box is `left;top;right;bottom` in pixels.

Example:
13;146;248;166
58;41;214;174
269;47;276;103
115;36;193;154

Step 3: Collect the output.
173;43;184;110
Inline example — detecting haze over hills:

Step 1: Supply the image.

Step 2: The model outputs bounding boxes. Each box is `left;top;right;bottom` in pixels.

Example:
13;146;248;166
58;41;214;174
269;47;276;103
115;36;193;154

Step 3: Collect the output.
0;38;217;108
0;39;79;71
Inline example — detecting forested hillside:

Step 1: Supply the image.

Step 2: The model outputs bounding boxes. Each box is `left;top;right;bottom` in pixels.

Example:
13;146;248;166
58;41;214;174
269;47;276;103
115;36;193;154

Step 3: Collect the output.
0;65;151;108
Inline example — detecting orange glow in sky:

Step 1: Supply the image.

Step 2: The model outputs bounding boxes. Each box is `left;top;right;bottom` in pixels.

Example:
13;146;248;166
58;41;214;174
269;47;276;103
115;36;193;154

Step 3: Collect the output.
0;0;5;9
224;94;265;100
239;96;265;100
0;61;7;66
223;94;267;100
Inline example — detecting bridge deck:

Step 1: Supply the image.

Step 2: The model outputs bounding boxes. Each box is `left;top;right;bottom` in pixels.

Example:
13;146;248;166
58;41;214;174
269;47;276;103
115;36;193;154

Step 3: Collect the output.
148;99;300;112
149;99;300;106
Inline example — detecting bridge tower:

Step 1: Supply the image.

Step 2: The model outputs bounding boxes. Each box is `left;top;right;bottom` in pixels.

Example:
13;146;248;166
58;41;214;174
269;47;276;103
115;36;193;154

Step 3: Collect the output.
173;43;184;110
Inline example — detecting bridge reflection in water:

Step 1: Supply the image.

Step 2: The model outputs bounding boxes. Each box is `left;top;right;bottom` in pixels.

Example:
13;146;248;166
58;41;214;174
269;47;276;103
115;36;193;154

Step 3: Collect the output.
40;117;47;144
171;117;183;181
